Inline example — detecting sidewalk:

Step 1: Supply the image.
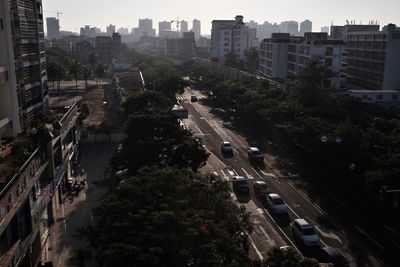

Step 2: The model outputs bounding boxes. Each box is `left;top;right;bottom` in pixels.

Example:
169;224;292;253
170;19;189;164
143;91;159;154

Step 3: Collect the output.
41;143;114;267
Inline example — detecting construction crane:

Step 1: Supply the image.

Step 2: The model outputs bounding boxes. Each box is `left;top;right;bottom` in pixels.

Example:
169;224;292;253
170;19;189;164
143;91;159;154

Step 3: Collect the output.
170;17;180;32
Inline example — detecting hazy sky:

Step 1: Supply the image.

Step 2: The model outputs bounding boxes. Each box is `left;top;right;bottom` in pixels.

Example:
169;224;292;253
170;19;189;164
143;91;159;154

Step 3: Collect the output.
43;0;400;34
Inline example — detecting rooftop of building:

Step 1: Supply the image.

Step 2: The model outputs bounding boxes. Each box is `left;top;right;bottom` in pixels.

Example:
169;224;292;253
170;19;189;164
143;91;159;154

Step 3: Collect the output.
0;96;81;190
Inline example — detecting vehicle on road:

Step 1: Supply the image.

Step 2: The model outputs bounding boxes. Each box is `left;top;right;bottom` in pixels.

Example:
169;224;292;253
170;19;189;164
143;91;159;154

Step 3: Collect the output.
318;246;349;267
266;193;288;214
220;141;233;156
248;147;264;163
291;218;321;247
232;176;249;193
253;181;270;198
190;95;198;102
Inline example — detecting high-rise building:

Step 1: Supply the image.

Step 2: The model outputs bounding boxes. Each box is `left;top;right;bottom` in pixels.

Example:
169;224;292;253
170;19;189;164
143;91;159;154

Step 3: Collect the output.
159;21;171;37
117;27;130;35
321;26;330;34
211;15;259;64
133;18;156;41
180;20;188;32
1;0;48;137
300;19;312;35
192;19;201;40
106;24;116;36
46;17;60;40
280;21;299;36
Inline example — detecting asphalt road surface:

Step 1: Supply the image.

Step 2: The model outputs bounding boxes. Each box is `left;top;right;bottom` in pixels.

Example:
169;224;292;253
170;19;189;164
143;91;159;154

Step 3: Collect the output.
179;87;396;266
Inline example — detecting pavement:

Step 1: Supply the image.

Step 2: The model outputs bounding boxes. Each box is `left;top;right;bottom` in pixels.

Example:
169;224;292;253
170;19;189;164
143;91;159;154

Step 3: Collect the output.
40;143;114;267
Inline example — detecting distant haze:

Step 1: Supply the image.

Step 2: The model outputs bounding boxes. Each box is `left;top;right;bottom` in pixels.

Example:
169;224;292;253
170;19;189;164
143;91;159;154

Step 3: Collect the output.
43;0;400;34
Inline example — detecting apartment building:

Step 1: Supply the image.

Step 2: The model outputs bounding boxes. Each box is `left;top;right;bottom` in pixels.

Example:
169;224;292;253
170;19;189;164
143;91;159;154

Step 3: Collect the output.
192;19;201;40
259;32;345;85
0;0;49;138
46;17;59;40
345;24;400;91
0;100;81;267
211;15;259;65
164;32;195;58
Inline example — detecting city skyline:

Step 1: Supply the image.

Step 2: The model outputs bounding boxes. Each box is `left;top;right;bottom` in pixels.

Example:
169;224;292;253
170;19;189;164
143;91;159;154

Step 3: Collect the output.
43;0;400;35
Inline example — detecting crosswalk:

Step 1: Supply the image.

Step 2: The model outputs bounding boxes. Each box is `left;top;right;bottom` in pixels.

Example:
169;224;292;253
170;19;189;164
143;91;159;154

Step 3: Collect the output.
176;95;208;101
216;166;277;182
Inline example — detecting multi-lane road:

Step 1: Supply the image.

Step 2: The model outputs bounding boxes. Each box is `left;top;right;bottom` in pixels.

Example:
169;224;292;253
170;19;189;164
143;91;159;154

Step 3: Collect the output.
179;87;398;266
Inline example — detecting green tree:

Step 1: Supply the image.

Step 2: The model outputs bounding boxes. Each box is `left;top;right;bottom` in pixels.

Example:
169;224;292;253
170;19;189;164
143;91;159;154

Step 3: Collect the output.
82;65;91;89
225;51;238;68
82;166;253;267
55;63;67;94
95;63;107;85
264;247;319;267
69;60;82;93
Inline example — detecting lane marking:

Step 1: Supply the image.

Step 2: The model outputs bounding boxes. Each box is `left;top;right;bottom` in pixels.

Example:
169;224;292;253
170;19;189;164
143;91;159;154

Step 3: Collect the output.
194;125;204;135
354;225;385;251
248;234;264;260
262;207;302;256
241;168;251;177
220;170;228;180
259;225;276;246
251;167;263;179
232;168;239;176
315;226;342;244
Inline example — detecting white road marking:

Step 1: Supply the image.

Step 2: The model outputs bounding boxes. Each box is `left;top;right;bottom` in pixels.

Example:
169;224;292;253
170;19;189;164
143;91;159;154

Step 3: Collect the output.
257;208;264;215
220;170;228;180
286;203;301;219
194;125;204;135
251;167;263;178
315;226;342;244
247;234;264;261
241;168;250;177
232;148;240;153
354;225;385;250
259;226;276;246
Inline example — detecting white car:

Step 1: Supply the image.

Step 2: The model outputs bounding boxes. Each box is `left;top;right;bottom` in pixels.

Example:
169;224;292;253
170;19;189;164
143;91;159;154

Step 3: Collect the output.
266;193;288;214
291;218;321;247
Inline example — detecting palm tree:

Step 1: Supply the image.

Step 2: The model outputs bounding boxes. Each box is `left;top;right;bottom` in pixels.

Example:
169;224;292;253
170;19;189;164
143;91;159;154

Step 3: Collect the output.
55;64;67;95
82;65;91;90
95;63;106;86
69;60;81;93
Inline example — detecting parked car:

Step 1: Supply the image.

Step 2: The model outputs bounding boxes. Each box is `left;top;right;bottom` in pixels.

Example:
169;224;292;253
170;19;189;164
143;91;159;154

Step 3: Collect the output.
253;181;270;198
190;95;198;102
232;176;249;193
248;147;264;162
318;246;349;267
221;141;233;155
291;218;321;247
266;193;288;214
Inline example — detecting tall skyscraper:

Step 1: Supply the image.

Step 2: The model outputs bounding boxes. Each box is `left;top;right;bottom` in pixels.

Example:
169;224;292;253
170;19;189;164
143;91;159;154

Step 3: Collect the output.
192;19;201;40
133;18;156;40
180;20;188;32
159;21;171;36
46;17;60;40
321;26;330;34
300;19;312;35
280;21;299;36
106;24;116;36
1;0;48;137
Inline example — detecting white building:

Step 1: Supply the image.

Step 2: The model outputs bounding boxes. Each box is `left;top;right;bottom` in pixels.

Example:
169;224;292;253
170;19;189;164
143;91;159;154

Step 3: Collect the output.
348;90;400;106
180;20;188;32
211;15;259;64
192;19;201;40
300;20;312;36
259;32;345;87
106;24;116;36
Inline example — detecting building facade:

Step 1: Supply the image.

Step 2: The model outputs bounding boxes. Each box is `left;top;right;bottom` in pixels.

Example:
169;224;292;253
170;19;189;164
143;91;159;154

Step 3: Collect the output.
106;24;116;36
46;17;59;40
345;24;400;91
192;19;201;40
132;18;156;41
259;32;345;85
300;19;312;36
0;101;81;267
0;0;49;138
211;15;259;64
180;20;188;32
